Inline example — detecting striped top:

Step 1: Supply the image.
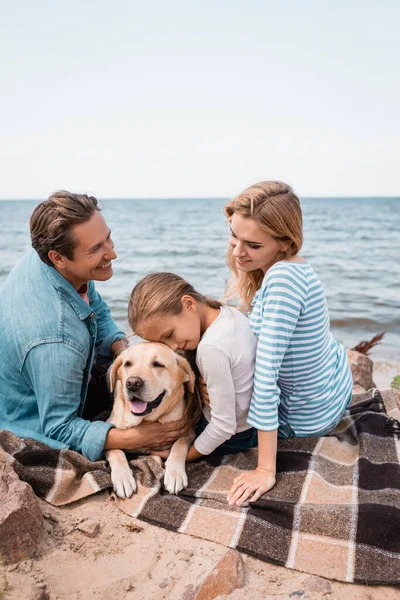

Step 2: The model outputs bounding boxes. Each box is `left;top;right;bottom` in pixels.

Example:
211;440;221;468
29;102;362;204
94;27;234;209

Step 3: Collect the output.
247;261;353;435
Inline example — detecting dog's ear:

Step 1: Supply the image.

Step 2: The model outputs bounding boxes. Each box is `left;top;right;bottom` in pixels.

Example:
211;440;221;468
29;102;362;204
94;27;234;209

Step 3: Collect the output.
176;354;195;393
108;354;124;392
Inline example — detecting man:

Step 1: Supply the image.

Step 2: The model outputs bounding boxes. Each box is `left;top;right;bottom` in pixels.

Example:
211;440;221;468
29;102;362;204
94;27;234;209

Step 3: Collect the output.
0;191;186;461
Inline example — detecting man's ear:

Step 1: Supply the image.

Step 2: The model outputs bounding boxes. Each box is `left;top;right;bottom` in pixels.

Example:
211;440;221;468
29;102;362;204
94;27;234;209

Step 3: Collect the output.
107;354;124;392
48;250;66;269
176;354;195;393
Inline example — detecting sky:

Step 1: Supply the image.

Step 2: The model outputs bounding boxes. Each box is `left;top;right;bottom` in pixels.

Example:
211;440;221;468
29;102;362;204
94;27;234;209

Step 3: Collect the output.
1;0;399;199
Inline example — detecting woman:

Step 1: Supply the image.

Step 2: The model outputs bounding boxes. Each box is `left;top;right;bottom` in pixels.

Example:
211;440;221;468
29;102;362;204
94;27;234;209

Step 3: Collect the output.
225;181;353;506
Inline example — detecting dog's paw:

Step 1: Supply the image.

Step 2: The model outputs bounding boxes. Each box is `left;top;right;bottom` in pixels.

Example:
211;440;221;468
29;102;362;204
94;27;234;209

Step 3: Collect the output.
111;466;137;499
164;462;188;495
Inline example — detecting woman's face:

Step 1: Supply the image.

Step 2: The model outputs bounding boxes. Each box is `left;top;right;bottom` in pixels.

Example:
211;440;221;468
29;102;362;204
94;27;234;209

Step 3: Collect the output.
229;213;286;274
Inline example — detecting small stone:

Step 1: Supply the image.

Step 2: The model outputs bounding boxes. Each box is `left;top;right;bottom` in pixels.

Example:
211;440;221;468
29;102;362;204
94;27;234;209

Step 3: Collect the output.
193;549;244;600
76;519;100;538
33;587;50;600
302;576;333;596
124;522;143;533
42;511;58;523
64;526;75;535
159;579;168;589
181;584;196;600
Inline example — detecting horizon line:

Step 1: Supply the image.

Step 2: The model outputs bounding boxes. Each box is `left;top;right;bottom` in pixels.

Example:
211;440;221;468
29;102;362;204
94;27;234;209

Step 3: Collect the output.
1;195;400;202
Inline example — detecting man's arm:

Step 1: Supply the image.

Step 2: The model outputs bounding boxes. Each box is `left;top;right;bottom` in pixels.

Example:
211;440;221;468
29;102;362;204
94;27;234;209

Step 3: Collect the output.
24;342;190;459
24;342;114;461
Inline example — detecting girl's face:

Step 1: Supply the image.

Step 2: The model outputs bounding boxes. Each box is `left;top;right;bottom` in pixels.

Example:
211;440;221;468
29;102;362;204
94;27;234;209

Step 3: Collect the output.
229;213;287;274
139;297;202;352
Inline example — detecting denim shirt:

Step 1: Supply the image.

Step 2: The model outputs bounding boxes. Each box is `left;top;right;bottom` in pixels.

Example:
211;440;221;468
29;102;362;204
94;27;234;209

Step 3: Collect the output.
0;250;126;461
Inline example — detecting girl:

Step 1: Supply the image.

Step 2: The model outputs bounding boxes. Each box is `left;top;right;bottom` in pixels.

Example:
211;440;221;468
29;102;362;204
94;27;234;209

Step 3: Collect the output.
128;272;258;461
225;181;353;506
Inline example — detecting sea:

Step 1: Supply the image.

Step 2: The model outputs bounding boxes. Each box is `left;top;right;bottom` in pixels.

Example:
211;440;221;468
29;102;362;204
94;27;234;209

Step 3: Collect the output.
0;197;399;367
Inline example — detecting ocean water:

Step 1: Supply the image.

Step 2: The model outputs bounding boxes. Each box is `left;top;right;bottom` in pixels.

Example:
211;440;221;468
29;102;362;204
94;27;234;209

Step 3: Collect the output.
0;197;399;363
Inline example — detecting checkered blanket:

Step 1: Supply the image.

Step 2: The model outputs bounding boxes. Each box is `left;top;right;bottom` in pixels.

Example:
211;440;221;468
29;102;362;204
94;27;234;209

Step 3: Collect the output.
1;388;399;585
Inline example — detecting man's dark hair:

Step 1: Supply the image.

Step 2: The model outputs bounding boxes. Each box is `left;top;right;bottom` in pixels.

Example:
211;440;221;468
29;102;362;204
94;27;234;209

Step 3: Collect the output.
30;191;101;265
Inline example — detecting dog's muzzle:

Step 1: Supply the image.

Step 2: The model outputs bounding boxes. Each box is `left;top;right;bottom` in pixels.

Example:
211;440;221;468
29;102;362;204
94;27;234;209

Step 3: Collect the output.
129;390;166;417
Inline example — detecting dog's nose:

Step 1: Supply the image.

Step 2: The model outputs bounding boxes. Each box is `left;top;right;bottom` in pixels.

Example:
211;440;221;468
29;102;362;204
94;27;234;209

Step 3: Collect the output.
126;376;144;391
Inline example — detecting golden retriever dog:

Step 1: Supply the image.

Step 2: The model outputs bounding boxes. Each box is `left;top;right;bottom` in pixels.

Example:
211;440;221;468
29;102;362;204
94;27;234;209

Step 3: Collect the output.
105;342;198;499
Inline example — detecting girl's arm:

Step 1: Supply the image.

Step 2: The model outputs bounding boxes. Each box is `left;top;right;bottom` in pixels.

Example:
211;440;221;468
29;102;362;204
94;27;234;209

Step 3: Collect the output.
189;344;238;458
227;429;277;505
186;444;204;462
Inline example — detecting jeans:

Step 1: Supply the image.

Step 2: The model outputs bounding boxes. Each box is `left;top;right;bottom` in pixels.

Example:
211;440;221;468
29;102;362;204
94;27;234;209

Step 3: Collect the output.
195;415;258;455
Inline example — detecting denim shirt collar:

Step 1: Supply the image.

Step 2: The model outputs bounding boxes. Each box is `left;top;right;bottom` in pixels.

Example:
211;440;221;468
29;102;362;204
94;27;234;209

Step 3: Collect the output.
42;261;93;321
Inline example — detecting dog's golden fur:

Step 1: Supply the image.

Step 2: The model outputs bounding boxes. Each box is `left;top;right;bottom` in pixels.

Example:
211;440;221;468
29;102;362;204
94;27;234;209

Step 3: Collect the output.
105;342;198;498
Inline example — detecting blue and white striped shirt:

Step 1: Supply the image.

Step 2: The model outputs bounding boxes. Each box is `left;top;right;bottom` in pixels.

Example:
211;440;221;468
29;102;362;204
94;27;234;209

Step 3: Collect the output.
247;261;352;436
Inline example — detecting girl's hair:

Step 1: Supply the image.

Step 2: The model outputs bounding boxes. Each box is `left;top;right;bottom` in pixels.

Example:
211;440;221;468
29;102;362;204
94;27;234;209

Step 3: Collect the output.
224;181;303;310
128;272;222;336
128;272;221;427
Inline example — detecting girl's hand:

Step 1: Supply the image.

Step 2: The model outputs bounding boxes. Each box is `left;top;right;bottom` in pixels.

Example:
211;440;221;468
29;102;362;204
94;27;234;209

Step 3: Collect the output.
227;467;276;506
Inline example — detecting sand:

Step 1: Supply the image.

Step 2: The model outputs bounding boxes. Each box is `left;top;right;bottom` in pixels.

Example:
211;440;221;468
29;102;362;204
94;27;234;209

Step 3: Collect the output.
3;492;399;600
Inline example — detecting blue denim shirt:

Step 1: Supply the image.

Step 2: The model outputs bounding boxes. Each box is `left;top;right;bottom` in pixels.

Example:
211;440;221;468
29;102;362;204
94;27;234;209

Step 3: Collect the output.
0;250;126;461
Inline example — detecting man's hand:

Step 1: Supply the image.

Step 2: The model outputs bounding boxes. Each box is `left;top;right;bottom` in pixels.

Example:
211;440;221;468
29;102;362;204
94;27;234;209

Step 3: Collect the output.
227;467;276;506
105;419;191;452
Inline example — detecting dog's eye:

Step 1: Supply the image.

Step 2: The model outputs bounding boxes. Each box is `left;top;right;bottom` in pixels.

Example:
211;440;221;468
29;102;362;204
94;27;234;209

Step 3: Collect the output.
152;361;165;368
124;361;132;367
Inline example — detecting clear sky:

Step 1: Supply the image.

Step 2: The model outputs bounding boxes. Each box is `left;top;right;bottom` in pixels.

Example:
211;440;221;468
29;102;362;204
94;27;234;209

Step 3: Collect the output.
1;0;399;199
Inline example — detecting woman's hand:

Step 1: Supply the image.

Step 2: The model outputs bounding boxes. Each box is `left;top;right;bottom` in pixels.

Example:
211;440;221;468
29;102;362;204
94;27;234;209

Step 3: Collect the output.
227;467;276;506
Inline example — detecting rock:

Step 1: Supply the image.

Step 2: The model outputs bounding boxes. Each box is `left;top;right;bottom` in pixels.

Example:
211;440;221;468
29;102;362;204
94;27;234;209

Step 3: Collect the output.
0;461;43;564
393;389;400;411
76;519;100;538
347;349;375;390
193;549;244;600
159;578;168;588
352;384;368;395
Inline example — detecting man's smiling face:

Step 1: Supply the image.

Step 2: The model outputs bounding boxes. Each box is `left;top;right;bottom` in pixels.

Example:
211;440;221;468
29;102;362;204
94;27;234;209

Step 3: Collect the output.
53;211;117;290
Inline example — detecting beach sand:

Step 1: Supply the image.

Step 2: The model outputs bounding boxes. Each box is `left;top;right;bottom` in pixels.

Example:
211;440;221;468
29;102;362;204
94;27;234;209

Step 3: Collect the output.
4;492;400;600
3;370;400;600
373;361;399;391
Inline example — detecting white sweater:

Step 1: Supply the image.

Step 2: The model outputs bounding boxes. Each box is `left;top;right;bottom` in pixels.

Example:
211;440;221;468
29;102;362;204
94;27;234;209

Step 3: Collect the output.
194;305;257;455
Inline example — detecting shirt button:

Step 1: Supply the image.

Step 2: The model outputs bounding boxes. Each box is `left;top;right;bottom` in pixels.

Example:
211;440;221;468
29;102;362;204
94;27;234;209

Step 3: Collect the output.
90;312;95;318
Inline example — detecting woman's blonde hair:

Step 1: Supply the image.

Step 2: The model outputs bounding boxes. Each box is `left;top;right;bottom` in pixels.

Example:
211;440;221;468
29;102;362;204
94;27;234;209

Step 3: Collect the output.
224;181;303;310
128;272;222;336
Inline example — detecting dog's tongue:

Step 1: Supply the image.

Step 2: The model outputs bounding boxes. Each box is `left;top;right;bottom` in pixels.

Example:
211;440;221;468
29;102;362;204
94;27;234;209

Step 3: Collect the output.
130;399;148;414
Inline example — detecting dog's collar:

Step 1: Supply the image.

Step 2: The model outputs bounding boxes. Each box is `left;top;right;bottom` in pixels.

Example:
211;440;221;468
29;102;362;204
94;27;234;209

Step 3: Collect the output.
130;390;166;417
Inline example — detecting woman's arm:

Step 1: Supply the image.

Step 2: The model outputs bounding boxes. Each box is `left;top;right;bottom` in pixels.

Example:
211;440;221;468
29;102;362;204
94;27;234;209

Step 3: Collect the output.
227;429;277;506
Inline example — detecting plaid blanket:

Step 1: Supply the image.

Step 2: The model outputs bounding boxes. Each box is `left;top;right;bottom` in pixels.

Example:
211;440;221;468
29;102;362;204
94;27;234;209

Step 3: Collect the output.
1;388;399;585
